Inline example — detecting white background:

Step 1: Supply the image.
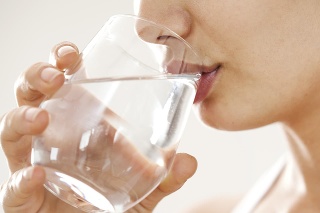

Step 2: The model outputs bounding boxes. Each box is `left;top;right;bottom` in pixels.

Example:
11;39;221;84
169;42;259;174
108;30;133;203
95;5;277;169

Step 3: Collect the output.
0;1;287;212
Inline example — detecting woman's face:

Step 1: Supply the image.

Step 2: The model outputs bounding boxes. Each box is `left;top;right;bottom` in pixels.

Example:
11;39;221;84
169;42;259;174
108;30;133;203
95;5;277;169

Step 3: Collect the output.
135;0;320;130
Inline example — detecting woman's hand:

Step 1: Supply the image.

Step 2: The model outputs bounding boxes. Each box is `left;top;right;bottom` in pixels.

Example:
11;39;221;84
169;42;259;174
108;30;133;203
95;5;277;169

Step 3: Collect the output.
0;42;197;212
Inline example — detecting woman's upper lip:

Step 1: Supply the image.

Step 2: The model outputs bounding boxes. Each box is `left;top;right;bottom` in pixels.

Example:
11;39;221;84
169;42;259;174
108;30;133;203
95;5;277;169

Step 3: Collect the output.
201;63;221;74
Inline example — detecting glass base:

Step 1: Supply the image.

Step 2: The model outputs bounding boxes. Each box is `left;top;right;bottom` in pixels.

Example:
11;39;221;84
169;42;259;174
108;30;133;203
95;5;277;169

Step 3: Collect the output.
44;168;115;213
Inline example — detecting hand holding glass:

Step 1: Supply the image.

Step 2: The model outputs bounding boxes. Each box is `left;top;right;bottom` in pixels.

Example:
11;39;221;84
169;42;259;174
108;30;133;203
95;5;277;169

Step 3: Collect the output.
32;15;202;212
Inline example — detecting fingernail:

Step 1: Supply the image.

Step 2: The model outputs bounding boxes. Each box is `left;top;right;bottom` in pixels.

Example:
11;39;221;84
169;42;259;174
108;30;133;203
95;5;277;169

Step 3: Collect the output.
57;45;77;58
41;67;61;82
24;107;42;122
23;167;34;180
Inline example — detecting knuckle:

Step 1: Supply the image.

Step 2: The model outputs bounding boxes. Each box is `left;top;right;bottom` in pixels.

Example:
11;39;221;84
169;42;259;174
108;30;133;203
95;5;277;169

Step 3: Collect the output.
0;112;13;141
5;171;27;200
0;107;27;142
0;182;9;204
14;62;50;106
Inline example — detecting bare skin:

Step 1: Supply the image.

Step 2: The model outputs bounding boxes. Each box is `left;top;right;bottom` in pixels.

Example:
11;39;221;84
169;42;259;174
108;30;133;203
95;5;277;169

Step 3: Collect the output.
0;42;197;212
3;0;320;212
134;0;320;212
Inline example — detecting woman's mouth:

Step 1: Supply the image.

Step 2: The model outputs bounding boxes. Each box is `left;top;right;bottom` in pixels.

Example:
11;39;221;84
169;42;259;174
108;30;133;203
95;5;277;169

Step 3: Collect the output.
165;59;220;104
194;65;220;104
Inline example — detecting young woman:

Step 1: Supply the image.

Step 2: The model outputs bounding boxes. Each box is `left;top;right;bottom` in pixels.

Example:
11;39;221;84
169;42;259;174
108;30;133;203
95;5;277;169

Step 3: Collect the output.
2;0;320;212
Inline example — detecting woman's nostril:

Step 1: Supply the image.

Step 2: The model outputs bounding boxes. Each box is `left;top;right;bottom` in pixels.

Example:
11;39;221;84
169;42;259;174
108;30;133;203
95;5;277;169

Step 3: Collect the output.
136;23;168;44
156;35;170;41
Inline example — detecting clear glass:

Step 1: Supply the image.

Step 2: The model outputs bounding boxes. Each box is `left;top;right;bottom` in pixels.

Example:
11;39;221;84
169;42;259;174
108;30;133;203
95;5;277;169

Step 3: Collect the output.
31;14;202;213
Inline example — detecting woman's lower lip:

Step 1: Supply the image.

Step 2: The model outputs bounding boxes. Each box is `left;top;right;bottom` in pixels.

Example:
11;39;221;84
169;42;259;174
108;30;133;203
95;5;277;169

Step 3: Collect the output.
193;68;219;104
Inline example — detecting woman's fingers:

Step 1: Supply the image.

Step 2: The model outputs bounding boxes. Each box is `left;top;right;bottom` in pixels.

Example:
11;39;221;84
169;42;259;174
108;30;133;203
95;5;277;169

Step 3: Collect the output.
0;106;49;173
132;153;197;212
15;63;65;106
0;166;46;212
49;41;80;74
15;42;80;107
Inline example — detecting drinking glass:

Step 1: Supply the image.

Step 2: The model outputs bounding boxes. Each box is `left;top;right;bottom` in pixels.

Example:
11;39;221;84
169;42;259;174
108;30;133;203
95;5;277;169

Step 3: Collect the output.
32;14;202;213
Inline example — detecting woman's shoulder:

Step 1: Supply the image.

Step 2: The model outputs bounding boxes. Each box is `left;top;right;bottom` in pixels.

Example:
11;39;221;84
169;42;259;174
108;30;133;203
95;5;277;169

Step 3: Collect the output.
184;155;287;213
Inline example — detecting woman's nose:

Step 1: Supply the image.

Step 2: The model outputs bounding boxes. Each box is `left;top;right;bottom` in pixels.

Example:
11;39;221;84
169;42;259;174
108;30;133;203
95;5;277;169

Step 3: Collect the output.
134;0;192;39
133;1;202;75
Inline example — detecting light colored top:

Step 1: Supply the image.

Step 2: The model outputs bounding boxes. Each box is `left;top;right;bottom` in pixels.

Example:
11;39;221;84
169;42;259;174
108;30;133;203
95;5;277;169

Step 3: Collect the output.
231;154;287;213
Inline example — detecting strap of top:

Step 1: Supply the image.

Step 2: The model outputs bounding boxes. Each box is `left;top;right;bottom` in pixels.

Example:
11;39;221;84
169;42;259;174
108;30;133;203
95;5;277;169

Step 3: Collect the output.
231;154;287;213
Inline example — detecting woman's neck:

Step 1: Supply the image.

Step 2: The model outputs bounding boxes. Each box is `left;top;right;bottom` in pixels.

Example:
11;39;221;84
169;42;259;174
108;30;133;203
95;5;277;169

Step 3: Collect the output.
254;117;320;212
282;109;320;193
